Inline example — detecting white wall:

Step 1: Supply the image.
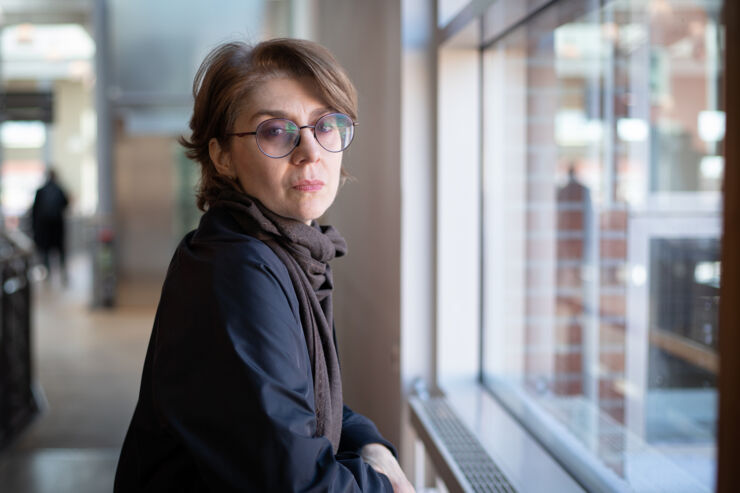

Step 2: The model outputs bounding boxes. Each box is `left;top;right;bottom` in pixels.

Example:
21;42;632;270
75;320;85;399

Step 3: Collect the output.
52;79;97;216
399;0;437;473
437;41;481;387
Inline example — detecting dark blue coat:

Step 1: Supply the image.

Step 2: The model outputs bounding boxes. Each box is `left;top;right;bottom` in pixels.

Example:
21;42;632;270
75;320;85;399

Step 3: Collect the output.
31;178;68;250
114;206;395;492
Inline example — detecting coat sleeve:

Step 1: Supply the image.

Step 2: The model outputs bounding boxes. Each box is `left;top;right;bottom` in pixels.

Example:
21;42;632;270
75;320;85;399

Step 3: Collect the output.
152;244;394;492
340;405;398;457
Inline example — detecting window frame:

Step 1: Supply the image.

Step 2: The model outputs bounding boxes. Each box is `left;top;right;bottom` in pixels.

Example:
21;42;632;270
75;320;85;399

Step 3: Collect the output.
718;3;740;492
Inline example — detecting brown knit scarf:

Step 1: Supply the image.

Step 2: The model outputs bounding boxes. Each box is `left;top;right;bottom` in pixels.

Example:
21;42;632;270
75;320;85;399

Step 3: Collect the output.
213;190;346;453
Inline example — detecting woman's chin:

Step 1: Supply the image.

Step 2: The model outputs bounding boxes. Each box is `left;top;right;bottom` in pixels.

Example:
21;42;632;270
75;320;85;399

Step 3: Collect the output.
286;200;333;224
298;208;328;224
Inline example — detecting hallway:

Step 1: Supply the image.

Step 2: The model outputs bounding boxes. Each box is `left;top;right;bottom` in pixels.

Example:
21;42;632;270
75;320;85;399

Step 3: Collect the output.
0;255;156;492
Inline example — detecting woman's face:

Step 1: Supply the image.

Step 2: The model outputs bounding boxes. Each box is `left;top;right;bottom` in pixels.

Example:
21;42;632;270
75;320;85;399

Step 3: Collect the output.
212;77;344;224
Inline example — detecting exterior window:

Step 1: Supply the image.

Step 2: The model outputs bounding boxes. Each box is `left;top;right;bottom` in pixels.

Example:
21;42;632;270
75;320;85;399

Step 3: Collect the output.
481;0;722;491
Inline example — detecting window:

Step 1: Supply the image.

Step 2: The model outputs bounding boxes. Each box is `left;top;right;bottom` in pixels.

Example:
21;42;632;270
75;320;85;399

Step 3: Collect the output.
481;1;723;491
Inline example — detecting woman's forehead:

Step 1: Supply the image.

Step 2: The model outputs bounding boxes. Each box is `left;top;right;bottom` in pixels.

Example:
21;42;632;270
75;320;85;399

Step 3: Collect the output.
242;77;329;120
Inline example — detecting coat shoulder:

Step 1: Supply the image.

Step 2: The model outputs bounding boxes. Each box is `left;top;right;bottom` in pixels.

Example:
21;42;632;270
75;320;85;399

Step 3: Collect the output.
158;205;302;332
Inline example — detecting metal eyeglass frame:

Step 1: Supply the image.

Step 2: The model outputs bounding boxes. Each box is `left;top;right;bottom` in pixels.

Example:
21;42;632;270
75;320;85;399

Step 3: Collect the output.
226;112;358;159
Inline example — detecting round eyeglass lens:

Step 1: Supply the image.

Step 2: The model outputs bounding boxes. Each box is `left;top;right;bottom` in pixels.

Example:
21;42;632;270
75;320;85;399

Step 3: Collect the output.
256;119;300;158
315;113;354;153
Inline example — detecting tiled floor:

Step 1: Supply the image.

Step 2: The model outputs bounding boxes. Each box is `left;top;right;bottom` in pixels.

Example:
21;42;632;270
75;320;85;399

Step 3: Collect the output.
0;255;157;493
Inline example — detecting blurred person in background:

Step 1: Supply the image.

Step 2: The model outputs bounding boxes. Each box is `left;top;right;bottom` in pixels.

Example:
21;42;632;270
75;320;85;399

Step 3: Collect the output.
114;39;414;492
31;168;69;282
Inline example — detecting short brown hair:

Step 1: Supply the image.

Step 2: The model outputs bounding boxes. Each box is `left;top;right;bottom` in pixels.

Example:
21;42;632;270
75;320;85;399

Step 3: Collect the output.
179;38;358;211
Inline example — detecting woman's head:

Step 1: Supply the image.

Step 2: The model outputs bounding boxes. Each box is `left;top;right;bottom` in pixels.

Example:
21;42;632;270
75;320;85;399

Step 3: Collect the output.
180;39;358;220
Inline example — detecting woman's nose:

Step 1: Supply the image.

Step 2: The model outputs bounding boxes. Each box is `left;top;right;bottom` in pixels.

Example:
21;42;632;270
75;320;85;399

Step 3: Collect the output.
291;128;321;165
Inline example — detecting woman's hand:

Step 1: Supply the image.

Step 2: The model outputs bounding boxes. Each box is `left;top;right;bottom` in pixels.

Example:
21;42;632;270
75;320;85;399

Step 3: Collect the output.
360;443;416;493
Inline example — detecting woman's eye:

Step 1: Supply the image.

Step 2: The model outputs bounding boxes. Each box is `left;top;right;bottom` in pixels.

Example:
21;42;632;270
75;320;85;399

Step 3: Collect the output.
260;123;289;139
317;120;336;133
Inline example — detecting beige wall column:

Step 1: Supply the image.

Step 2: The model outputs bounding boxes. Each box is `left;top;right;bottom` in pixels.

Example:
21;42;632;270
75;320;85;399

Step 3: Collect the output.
316;0;404;450
316;0;439;476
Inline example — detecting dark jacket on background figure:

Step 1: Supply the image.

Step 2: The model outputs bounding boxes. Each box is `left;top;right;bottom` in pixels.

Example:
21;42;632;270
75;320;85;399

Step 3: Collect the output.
114;206;395;492
31;175;69;255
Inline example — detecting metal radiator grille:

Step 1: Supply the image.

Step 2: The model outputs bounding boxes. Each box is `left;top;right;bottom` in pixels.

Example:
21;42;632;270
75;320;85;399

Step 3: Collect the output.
419;397;517;493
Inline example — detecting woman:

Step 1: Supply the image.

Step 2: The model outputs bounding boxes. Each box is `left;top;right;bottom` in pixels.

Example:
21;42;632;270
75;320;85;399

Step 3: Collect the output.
114;39;414;492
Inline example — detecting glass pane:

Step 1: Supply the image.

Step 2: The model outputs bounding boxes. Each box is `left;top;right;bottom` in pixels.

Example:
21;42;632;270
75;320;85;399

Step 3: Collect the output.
481;0;722;491
646;238;718;450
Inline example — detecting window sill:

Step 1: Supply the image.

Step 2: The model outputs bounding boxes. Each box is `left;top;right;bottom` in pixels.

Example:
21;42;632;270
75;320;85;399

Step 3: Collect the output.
410;378;585;493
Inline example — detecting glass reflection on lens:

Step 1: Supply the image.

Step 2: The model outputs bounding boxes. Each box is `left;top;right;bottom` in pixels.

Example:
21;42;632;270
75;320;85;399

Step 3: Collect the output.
316;114;352;152
258;119;298;157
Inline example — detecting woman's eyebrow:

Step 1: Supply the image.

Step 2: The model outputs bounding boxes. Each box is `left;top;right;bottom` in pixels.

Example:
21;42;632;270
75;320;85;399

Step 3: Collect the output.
309;107;333;118
251;109;289;121
251;107;333;123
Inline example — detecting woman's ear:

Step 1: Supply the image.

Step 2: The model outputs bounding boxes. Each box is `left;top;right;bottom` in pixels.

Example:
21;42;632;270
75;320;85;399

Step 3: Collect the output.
209;138;235;178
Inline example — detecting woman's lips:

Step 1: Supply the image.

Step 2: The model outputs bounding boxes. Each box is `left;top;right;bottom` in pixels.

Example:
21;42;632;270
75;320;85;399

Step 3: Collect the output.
292;179;324;192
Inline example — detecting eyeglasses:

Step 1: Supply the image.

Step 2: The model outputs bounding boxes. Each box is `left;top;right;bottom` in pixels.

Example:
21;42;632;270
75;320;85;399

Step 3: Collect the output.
227;112;357;159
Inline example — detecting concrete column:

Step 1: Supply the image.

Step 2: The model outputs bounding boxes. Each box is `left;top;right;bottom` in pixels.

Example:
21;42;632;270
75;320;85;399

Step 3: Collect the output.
93;0;113;219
